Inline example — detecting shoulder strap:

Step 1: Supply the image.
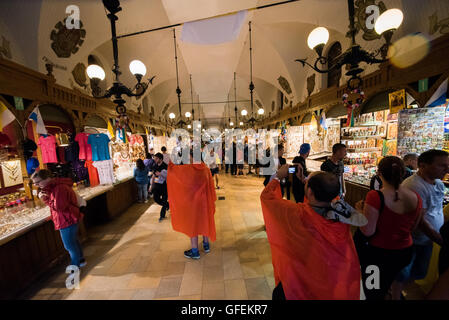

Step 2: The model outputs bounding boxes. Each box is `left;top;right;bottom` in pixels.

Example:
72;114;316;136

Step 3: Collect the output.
376;190;385;215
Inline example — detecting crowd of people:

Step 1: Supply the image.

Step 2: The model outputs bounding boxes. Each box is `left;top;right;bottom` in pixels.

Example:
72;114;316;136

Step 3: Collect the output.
261;142;449;300
31;137;449;300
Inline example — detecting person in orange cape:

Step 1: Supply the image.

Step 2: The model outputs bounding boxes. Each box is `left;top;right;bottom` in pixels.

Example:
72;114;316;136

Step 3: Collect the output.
261;164;362;300
167;150;217;260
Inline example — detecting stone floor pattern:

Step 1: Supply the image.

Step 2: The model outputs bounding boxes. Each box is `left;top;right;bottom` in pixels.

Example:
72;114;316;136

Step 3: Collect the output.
25;174;275;300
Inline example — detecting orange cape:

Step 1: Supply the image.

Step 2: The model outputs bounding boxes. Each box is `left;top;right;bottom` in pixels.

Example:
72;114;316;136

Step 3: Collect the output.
260;179;360;300
167;162;217;241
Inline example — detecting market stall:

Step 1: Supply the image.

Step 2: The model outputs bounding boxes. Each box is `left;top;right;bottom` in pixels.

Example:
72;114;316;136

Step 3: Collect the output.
0;104;139;299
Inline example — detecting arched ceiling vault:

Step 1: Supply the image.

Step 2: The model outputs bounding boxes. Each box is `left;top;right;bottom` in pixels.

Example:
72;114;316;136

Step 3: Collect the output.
1;0;449;127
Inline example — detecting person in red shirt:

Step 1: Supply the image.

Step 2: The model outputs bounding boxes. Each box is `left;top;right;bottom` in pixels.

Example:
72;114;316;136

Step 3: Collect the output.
31;169;86;268
356;156;423;300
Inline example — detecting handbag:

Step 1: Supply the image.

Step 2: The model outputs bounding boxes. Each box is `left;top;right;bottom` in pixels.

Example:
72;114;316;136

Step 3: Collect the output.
353;190;384;253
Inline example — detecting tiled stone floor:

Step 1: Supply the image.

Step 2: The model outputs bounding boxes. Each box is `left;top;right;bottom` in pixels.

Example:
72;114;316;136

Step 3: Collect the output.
25;174;275;300
23;172;427;300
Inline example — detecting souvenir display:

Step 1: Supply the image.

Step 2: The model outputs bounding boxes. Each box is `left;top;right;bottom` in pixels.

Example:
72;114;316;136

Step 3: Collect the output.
285;126;304;157
129;134;146;162
324;120;341;153
1;160;23;187
397;107;445;156
341;109;398;186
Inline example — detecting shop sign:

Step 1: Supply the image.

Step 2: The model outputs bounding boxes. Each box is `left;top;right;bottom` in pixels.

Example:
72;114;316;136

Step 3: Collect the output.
389;89;406;114
13;96;24;110
418;78;429;92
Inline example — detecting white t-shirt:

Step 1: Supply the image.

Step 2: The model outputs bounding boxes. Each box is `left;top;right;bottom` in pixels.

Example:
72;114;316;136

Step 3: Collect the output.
402;174;445;245
93;159;115;185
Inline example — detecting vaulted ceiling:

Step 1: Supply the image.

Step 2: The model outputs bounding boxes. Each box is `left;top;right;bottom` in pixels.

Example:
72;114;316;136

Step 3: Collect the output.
1;0;448;129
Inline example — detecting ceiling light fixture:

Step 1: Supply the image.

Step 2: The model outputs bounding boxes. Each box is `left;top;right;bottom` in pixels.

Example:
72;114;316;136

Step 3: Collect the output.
296;0;403;90
87;0;155;117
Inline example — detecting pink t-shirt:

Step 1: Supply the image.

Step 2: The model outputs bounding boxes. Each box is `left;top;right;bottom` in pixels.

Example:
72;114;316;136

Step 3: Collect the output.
75;133;92;161
38;135;58;163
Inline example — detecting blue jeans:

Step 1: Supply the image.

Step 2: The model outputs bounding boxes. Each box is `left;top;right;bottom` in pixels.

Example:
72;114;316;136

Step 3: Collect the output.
137;183;148;202
59;224;84;267
396;243;433;282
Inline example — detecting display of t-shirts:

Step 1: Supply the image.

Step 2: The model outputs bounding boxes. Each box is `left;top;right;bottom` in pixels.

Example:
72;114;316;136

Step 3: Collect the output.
26;157;39;175
38;135;58;163
93;159;115;185
65;141;80;162
57;147;66;163
85;160;100;187
72;159;88;181
88;133;111;161
75;133;92;161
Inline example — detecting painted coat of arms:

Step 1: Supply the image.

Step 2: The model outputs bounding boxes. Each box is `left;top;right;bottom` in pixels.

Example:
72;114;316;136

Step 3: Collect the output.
51;18;86;58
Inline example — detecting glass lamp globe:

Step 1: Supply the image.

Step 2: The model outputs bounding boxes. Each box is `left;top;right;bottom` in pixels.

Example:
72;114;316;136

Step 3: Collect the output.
187;124;191;129
185;111;191;118
307;27;329;50
129;60;147;76
169;113;175;119
375;9;403;35
258;108;265;115
230;121;234;126
197;124;201;128
86;64;105;80
241;109;248;116
239;121;244;126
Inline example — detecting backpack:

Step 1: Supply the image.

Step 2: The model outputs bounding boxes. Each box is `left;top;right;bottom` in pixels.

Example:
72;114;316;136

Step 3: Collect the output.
353;190;384;252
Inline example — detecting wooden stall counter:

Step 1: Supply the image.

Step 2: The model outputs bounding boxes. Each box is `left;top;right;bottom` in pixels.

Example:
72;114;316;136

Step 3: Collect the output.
0;176;138;300
344;180;370;208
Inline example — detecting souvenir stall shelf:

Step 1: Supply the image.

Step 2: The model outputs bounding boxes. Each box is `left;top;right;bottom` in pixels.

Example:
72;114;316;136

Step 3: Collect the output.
0;119;137;300
397;107;446;156
341;109;398;187
285;126;304;158
152;135;166;153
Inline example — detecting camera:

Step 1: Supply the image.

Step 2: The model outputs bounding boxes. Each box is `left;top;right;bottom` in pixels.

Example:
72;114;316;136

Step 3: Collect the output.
288;165;297;174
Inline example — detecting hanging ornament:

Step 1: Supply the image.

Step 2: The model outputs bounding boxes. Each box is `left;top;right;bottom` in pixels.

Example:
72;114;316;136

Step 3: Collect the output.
343;87;365;127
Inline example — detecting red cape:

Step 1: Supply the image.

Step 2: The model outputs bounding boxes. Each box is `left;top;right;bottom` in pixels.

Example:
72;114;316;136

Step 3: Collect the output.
167;162;217;241
261;179;360;300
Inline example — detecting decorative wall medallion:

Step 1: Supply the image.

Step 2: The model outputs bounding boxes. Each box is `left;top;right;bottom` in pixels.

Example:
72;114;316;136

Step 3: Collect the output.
50;18;86;58
353;0;387;41
307;74;316;96
277;76;292;95
256;100;262;108
0;36;12;59
429;12;449;35
71;62;87;88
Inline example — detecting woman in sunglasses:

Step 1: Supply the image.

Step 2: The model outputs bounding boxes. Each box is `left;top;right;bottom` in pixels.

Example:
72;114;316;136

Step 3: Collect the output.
31;169;86;268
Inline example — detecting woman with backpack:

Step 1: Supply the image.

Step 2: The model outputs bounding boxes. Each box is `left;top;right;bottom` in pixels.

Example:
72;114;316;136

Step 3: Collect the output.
355;156;423;300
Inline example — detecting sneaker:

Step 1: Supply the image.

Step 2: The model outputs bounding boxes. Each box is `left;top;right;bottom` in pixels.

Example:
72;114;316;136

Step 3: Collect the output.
144;199;148;203
159;216;165;222
184;249;200;260
79;259;87;268
203;242;210;253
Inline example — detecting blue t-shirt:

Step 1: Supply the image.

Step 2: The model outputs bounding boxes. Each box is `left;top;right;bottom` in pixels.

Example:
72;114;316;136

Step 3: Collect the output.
87;133;111;161
26;157;40;175
134;167;150;185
